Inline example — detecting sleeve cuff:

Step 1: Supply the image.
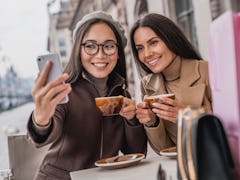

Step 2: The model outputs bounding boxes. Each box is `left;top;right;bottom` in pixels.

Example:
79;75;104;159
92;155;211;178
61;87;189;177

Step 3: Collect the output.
145;117;159;127
32;115;52;136
125;116;140;126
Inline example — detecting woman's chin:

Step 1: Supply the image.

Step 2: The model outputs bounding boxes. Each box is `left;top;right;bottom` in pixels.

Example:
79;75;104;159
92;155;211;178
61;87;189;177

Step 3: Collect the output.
91;73;110;79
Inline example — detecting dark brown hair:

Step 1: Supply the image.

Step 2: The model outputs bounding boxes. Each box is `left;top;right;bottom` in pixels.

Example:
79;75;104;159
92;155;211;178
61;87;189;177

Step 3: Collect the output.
130;13;202;77
64;19;127;85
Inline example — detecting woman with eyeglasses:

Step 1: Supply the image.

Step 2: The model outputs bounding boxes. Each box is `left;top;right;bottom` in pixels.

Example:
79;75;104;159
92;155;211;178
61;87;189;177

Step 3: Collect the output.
130;13;212;153
27;11;147;179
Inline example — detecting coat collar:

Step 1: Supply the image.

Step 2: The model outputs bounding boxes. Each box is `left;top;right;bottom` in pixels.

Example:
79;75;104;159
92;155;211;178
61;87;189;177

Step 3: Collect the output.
82;71;126;96
82;71;125;87
142;58;201;93
162;55;180;81
180;59;201;86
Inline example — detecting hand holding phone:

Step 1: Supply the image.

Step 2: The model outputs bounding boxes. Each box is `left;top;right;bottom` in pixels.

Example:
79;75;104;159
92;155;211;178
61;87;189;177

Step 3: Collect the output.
36;53;69;104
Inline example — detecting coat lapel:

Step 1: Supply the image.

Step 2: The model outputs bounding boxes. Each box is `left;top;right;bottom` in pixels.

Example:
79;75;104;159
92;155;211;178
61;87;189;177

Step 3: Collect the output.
142;73;167;96
179;60;206;108
180;60;200;86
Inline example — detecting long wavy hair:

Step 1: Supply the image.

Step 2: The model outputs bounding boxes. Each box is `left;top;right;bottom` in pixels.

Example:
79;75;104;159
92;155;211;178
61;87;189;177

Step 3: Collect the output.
64;19;127;86
130;13;202;78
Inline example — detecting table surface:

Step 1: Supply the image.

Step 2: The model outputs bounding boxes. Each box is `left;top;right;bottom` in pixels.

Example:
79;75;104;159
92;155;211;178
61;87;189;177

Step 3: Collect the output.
70;155;177;180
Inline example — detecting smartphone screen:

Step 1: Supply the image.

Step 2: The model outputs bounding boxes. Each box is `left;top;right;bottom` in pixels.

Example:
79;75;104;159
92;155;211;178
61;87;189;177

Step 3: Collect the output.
36;53;69;104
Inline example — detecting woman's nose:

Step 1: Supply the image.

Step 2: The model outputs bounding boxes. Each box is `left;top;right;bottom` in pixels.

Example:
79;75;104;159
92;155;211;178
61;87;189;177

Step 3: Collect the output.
95;46;106;58
144;46;153;59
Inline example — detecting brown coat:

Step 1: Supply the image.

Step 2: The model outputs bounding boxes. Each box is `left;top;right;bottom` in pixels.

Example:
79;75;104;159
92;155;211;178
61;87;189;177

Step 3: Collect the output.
140;59;212;153
27;74;147;180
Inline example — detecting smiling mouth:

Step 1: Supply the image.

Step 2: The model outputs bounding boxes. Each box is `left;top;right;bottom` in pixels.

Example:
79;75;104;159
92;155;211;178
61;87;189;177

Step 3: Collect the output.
147;57;160;66
92;63;108;68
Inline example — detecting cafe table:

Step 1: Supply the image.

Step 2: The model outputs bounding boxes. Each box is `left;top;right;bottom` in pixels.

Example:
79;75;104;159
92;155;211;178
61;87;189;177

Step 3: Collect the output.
70;155;177;180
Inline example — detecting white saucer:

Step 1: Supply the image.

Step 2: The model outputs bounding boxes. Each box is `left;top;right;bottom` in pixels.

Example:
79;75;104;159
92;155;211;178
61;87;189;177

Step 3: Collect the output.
159;147;177;158
95;153;145;169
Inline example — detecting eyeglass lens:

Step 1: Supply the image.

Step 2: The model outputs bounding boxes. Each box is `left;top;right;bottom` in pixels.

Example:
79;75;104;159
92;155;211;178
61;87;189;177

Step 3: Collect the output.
82;42;117;56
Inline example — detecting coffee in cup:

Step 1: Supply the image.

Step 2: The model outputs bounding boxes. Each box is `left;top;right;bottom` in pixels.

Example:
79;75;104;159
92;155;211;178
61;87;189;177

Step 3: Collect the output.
144;93;175;108
95;96;123;116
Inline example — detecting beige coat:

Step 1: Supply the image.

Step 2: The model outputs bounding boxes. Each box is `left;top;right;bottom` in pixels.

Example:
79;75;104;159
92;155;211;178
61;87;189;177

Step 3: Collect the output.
140;58;212;153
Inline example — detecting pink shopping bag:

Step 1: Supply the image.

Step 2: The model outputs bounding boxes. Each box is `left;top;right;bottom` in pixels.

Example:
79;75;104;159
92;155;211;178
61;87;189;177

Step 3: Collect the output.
209;11;240;179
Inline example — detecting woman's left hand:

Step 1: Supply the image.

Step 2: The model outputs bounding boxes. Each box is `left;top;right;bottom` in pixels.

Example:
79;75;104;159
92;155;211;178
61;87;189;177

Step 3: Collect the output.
119;97;136;120
151;97;183;122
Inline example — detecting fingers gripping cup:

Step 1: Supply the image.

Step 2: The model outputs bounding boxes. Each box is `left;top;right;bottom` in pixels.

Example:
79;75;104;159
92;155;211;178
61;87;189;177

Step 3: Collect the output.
95;96;123;116
144;94;175;108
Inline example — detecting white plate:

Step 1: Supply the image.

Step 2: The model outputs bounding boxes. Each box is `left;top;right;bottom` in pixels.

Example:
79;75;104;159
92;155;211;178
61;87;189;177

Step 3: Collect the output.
159;147;177;158
95;153;145;169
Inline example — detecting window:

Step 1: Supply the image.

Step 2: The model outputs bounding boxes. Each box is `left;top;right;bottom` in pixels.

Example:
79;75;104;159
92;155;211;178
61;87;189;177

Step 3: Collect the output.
175;0;198;47
60;50;66;57
58;39;65;47
231;0;240;11
134;0;149;19
210;0;225;20
210;0;240;20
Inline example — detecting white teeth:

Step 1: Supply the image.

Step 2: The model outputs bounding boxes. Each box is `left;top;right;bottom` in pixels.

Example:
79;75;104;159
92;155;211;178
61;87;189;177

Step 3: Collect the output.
148;58;159;65
93;63;107;67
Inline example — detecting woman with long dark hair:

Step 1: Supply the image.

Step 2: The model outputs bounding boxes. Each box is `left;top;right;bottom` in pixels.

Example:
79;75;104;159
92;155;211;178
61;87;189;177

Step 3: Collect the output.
130;13;212;153
27;11;147;179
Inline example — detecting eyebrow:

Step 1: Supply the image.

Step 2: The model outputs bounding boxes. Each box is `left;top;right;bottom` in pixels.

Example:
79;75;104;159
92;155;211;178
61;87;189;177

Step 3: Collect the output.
135;36;160;46
82;39;117;43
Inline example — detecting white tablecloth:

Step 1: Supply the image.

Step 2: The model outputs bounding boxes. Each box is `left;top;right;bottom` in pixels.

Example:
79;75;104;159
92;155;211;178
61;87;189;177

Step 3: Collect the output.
70;156;177;180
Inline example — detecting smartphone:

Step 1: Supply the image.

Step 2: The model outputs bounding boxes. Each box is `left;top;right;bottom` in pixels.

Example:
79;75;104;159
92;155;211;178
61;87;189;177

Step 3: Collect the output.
36;53;69;104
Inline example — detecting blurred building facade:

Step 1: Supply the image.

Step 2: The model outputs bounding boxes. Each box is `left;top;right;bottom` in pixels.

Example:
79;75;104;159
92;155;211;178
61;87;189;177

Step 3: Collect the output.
47;0;75;67
47;0;240;101
0;47;34;112
0;64;33;112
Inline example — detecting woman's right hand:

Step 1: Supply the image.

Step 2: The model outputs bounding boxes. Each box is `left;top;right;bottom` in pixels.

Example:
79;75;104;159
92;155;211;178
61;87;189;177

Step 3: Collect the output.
136;102;157;126
32;61;72;126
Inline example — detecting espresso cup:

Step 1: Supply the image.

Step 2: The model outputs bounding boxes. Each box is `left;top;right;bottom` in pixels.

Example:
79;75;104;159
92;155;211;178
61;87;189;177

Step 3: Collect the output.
144;94;175;108
95;96;123;116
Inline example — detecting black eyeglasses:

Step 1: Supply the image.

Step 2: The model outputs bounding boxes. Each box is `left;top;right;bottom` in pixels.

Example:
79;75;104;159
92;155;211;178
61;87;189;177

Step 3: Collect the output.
81;41;118;56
